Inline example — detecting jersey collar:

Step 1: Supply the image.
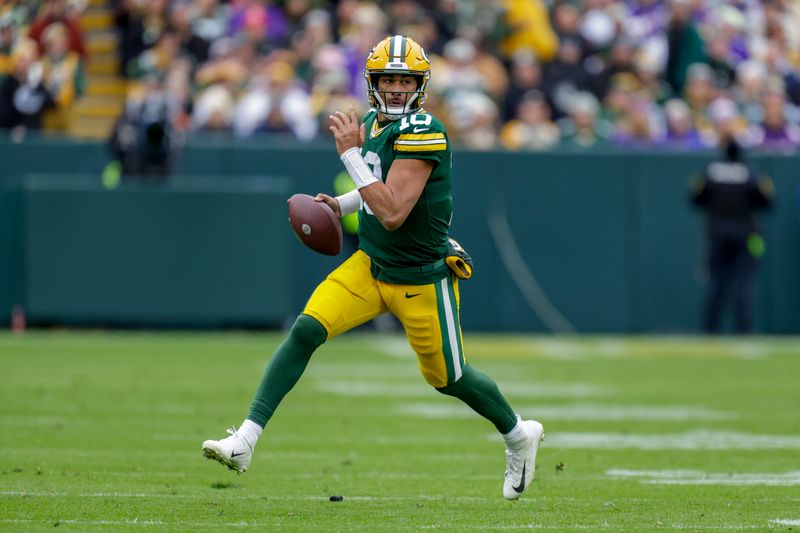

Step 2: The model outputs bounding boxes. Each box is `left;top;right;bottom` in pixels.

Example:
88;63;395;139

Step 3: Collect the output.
370;118;392;139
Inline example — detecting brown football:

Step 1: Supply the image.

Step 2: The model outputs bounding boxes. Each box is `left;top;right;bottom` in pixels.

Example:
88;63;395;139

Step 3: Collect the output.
288;194;343;256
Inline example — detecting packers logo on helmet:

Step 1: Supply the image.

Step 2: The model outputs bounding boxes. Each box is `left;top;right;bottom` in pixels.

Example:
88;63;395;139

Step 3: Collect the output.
364;35;431;120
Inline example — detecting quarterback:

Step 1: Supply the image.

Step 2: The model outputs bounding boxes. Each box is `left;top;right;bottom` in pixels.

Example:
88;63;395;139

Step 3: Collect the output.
202;35;544;500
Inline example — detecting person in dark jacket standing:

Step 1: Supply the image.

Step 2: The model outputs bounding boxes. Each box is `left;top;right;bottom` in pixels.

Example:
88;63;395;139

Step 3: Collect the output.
691;138;773;333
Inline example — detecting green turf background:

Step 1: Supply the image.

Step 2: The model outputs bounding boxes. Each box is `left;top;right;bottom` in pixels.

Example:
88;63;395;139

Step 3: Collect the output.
1;332;798;531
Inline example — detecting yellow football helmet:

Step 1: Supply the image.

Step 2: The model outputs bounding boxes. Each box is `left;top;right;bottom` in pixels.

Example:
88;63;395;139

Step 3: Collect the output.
364;35;431;120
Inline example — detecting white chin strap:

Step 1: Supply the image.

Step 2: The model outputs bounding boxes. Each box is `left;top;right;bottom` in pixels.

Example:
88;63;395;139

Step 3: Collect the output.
383;107;406;120
374;91;420;120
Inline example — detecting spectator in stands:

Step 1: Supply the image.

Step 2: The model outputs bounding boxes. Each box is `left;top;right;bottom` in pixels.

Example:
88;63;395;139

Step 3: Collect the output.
0;39;55;132
448;90;499;150
500;89;559;151
664;0;706;96
730;59;765;122
40;22;83;130
289;9;334;86
235;60;316;140
386;0;425;37
194;35;251;92
502;50;543;123
109;73;175;178
600;72;636;126
683;63;717;133
192;0;229;43
704;29;736;90
313;69;362;137
662;98;711;150
128;28;180;79
543;36;589;120
338;3;386;99
611;95;664;148
0;15;15;78
194;83;234;132
112;0;144;78
761;37;800;106
750;82;800;153
497;0;558;63
6;0;799;151
168;1;209;67
706;96;750;148
588;37;637;101
434;38;491;103
27;0;86;60
558;91;611;149
633;52;673;105
551;0;583;48
226;0;285;54
578;0;621;58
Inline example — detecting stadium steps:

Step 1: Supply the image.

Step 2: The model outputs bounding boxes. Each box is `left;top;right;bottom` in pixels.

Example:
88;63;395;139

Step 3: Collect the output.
87;31;117;55
69;3;126;139
86;74;127;97
81;7;114;32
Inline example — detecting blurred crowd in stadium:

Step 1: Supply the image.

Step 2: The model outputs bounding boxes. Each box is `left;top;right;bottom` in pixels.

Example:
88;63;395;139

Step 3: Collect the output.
1;0;800;152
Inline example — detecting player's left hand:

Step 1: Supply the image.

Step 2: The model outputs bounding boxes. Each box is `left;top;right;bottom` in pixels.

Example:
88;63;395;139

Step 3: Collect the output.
329;106;365;155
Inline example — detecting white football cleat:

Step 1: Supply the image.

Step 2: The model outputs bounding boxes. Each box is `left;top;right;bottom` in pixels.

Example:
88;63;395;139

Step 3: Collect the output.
202;427;253;474
503;420;545;500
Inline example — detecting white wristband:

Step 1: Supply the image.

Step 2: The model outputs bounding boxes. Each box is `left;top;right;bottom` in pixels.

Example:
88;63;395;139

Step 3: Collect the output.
340;147;379;189
335;189;362;216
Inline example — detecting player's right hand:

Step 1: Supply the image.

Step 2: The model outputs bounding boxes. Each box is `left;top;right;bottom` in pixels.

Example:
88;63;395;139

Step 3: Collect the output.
329;106;365;156
314;193;341;217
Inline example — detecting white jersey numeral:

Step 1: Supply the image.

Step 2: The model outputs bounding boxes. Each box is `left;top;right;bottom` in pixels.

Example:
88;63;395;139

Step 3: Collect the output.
399;113;432;131
362;151;382;215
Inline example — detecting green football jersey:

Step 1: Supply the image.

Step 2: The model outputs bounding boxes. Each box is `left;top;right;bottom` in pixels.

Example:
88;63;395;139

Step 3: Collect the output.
358;108;453;285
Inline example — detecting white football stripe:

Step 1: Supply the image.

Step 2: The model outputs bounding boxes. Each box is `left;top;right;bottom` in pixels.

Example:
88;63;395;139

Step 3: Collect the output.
392;35;403;61
439;278;462;381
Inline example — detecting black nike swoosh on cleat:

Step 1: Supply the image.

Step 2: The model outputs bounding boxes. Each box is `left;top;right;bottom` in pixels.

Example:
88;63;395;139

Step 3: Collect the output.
513;461;527;493
404;292;421;299
231;451;246;458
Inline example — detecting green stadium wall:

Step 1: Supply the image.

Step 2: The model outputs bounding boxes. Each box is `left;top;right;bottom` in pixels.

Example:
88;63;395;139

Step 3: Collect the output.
1;137;798;333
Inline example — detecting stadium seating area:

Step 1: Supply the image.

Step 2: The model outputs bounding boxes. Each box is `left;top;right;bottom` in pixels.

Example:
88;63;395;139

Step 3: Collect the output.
1;0;799;151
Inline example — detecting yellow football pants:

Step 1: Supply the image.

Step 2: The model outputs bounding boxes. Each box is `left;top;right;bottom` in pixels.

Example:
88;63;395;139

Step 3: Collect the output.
303;250;466;388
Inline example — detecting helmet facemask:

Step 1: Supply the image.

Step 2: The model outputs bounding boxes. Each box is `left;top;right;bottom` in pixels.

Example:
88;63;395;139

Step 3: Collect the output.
366;73;428;120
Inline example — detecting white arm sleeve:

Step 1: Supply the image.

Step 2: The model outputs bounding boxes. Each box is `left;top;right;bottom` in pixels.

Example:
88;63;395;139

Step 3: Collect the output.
340;147;380;189
335;189;362;216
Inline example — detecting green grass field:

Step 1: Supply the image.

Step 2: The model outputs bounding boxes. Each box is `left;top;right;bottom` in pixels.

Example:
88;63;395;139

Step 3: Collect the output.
1;331;799;531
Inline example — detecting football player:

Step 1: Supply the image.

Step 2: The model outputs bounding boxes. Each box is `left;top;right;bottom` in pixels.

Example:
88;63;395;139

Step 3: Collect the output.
202;35;544;500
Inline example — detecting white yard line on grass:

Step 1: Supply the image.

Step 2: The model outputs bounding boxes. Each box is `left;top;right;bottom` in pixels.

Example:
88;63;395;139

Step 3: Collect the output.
0;519;257;528
544;430;800;450
316;380;607;399
772;519;800;526
402;402;733;421
607;469;800;486
419;525;771;530
0;518;779;530
508;338;774;360
0;491;501;503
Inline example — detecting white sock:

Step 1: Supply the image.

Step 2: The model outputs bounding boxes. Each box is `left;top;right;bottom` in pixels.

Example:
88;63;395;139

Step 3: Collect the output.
238;419;263;450
502;415;528;447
